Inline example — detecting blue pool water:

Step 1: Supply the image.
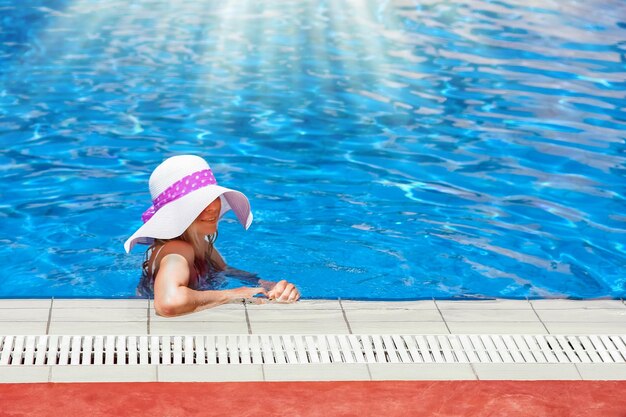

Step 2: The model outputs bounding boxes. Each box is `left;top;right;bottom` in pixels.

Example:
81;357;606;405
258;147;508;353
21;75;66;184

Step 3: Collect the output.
0;0;625;299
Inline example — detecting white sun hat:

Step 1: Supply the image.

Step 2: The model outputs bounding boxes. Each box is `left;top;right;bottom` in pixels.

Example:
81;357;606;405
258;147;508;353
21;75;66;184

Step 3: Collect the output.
124;155;253;253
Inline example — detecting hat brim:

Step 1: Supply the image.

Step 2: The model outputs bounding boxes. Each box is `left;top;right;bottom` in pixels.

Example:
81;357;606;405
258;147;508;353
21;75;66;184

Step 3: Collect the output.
124;185;252;253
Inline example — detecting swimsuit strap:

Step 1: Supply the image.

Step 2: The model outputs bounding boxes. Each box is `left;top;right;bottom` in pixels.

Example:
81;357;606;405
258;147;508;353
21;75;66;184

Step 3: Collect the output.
151;245;166;277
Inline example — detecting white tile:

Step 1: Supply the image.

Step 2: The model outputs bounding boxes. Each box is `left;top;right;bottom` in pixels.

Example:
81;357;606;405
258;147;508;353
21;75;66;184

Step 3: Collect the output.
536;309;626;323
341;300;437;310
158;364;264;382
0;309;49;322
369;363;476;380
473;364;581;380
250;321;350;334
436;300;531;310
150;321;249;335
0;366;50;382
48;321;148;335
150;308;246;322
349;322;449;334
264;364;370;381
531;300;626;310
576;364;626;380
149;299;244;310
440;309;539;322
247;309;345;322
344;309;442;322
0;299;51;309
446;321;547;334
52;308;147;322
247;300;341;310
53;299;148;308
50;365;157;382
543;322;626;334
0;322;48;334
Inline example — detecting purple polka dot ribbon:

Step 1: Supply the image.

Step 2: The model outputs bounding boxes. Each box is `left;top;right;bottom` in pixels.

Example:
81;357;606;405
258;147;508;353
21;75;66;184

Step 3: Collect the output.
141;169;217;223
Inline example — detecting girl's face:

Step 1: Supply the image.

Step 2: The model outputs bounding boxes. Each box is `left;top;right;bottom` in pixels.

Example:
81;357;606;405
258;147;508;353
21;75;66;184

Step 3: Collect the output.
193;196;222;236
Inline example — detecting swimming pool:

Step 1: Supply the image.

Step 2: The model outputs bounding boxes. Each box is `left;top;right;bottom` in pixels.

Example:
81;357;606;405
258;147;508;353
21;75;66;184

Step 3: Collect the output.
0;0;624;299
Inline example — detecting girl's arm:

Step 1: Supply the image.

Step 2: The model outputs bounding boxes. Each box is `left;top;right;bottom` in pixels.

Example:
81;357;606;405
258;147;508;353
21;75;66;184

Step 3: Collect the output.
153;245;267;317
212;247;300;303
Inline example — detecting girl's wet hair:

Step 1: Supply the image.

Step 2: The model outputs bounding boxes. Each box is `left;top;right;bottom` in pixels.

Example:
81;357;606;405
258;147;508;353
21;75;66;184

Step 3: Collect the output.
141;229;221;281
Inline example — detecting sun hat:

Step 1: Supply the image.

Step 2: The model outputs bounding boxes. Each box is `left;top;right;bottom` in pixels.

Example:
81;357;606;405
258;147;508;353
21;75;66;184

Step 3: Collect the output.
124;155;253;253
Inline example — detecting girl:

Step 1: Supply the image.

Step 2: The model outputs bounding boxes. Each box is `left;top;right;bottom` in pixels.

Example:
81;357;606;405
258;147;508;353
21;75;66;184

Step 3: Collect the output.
124;155;300;317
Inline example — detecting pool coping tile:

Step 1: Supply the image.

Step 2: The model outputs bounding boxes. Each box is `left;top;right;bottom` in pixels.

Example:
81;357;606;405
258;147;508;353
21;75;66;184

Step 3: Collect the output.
0;322;48;335
344;309;443;322
436;300;532;310
150;309;246;322
157;364;264;382
52;308;147;322
263;364;371;381
150;321;249;335
575;364;626;381
50;365;157;383
446;321;548;334
247;300;342;310
349;322;450;334
440;309;540;322
530;300;626;310
368;363;476;380
473;363;582;380
0;299;52;309
534;309;626;323
250;321;350;334
247;309;346;322
0;309;50;322
47;321;148;335
341;300;437;310
543;322;626;334
53;299;148;309
0;366;50;383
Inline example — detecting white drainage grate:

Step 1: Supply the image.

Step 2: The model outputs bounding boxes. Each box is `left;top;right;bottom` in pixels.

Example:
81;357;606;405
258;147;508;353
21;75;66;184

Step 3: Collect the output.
0;334;625;366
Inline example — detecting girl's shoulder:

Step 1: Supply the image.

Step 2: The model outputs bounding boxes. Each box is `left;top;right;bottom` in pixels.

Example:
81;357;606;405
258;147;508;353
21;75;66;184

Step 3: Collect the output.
158;240;195;265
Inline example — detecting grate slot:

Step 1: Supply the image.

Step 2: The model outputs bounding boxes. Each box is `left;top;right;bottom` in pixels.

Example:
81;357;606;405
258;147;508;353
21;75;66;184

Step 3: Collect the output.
608;336;626;360
415;336;433;362
347;335;366;364
404;336;424;363
70;336;81;365
371;335;386;363
437;335;456;363
381;335;399;363
283;336;299;364
206;336;217;364
511;335;535;363
217;335;228;364
35;336;48;365
83;336;93;365
249;335;263;364
360;335;377;363
23;336;36;365
600;336;624;363
448;335;468;363
304;336;319;363
294;336;309;364
139;336;149;365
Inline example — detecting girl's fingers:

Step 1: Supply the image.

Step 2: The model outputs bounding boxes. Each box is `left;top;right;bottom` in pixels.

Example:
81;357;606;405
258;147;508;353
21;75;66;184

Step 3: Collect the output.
287;290;299;302
278;284;295;301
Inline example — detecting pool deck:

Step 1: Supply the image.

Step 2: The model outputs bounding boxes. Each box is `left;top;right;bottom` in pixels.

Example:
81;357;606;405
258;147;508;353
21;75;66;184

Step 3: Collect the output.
0;298;625;383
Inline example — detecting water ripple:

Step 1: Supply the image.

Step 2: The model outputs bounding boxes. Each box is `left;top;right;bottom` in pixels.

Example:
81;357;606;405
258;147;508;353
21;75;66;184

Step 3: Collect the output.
0;0;624;298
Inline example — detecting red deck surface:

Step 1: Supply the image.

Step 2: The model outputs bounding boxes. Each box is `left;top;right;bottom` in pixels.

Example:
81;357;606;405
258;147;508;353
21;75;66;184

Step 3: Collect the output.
1;381;624;416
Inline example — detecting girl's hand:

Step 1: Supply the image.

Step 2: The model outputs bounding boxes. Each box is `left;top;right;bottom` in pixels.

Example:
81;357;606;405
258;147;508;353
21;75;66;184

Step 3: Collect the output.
267;280;300;303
